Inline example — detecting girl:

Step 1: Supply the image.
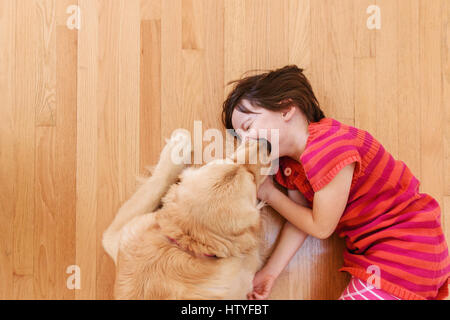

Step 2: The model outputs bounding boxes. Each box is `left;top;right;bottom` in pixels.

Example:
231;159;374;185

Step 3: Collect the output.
221;65;450;300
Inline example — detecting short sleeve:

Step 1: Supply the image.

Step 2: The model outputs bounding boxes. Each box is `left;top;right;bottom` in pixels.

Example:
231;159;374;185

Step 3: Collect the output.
300;135;362;193
274;157;297;190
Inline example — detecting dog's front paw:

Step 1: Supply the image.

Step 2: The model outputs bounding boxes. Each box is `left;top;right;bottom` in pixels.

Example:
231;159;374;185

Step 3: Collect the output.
160;129;192;167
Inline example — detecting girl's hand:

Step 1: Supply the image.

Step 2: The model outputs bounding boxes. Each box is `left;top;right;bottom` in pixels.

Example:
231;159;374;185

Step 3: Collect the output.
247;269;277;300
257;175;276;202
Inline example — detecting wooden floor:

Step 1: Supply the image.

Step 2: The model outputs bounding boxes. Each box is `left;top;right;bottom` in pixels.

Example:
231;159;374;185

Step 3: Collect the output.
0;0;449;300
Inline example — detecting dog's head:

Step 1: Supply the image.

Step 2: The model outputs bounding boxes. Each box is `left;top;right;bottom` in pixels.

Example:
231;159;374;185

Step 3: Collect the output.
158;138;272;258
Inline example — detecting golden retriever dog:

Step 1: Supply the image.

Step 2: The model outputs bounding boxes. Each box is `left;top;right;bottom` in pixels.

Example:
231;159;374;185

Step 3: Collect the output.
102;133;272;299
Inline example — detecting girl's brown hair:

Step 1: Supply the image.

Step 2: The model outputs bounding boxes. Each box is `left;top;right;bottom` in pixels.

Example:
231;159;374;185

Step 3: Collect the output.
221;65;325;130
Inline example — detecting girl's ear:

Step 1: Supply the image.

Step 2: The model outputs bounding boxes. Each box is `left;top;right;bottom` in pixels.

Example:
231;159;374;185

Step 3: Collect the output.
281;105;296;122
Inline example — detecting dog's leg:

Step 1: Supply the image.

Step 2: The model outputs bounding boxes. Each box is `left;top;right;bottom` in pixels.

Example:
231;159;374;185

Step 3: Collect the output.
102;132;192;263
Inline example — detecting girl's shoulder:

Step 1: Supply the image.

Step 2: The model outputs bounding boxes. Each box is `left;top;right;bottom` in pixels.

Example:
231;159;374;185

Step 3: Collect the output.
307;117;365;140
302;117;368;160
300;117;366;192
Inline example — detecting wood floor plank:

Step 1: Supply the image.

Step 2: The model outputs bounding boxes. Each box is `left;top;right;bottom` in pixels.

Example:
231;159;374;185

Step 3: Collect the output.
309;0;327;113
397;0;421;179
288;0;311;71
354;57;377;134
375;0;399;156
33;0;57;301
224;0;247;107
76;0;99;300
161;0;183;142
201;0;224;131
96;0;122;300
33;0;78;300
161;0;224;163
13;0;39;299
95;0;140;300
245;0;289;69
140;19;161;173
0;0;16;300
353;1;377;133
322;0;354;120
419;0;444;205
224;0;289;91
182;0;204;50
34;127;58;299
140;0;161;20
353;0;376;58
54;23;77;300
443;0;450;196
180;4;206;140
35;0;56;127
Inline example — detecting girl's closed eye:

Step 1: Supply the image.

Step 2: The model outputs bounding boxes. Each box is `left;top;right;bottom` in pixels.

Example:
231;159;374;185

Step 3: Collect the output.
241;118;251;131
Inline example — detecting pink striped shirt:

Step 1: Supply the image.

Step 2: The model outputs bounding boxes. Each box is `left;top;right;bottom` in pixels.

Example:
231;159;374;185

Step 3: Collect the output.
275;117;450;300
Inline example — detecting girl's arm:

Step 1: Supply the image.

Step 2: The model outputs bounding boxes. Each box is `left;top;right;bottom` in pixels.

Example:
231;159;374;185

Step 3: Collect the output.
262;190;309;278
259;163;355;239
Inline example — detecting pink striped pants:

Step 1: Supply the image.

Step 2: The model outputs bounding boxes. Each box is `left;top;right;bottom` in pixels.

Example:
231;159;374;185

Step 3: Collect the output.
338;276;401;300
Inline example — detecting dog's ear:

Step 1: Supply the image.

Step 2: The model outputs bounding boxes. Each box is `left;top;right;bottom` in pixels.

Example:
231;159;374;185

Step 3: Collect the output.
156;211;234;258
212;165;241;190
156;207;260;258
178;226;261;259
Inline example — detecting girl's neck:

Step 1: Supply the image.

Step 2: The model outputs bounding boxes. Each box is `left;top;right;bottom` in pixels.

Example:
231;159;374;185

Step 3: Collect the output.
285;123;309;161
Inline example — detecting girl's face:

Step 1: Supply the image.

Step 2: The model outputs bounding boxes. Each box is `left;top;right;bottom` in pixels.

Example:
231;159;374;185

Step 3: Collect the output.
231;99;293;157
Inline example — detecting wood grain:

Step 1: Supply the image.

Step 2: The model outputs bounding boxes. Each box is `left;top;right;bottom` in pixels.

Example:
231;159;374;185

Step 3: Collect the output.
0;0;16;300
76;0;98;300
95;0;140;300
0;0;448;300
445;0;450;196
140;19;161;175
376;0;399;156
419;0;444;207
13;0;38;299
398;0;421;180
